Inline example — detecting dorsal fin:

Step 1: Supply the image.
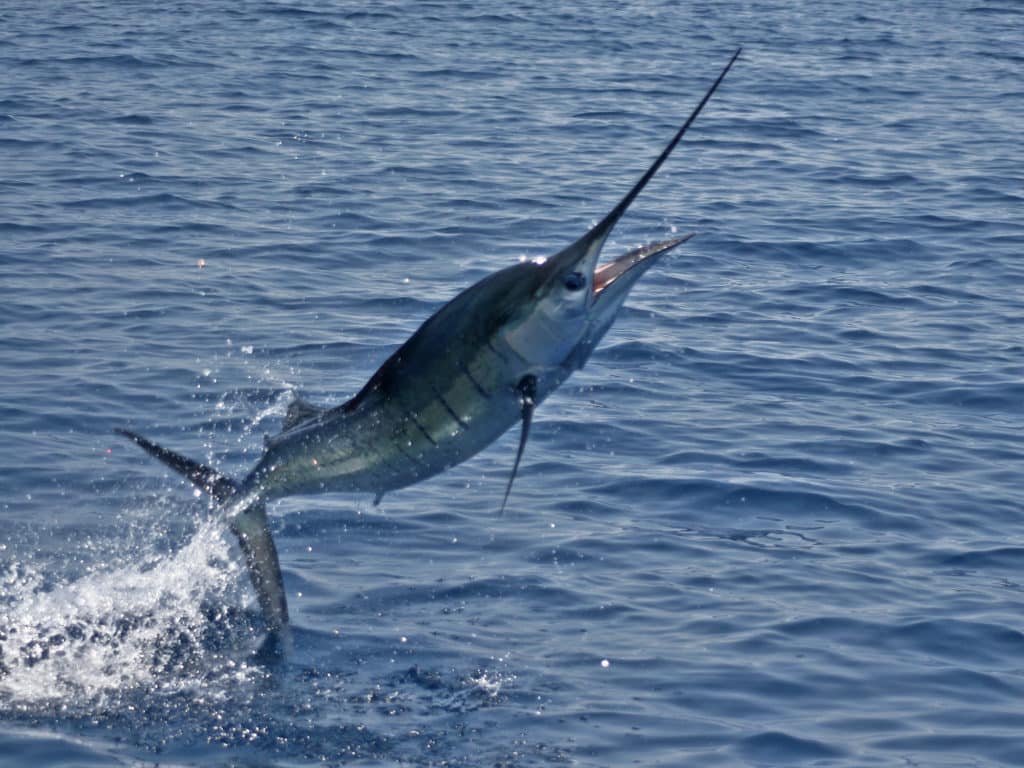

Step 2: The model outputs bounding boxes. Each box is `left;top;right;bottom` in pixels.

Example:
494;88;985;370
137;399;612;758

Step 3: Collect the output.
282;396;325;432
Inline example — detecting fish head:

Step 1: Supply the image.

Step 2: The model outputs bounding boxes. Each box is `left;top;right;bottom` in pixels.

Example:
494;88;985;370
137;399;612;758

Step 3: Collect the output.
500;220;693;376
499;47;740;376
468;49;742;394
572;232;693;368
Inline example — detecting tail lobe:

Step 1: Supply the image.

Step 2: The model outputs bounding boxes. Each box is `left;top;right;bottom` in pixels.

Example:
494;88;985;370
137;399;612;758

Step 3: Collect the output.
116;428;289;635
116;428;238;502
230;502;290;632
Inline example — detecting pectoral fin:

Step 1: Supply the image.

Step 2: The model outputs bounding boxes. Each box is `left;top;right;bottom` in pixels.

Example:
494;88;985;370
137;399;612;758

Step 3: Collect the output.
499;375;538;515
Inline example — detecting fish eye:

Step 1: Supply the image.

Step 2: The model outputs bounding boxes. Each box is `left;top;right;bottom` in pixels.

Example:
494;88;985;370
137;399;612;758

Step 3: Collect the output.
563;271;586;291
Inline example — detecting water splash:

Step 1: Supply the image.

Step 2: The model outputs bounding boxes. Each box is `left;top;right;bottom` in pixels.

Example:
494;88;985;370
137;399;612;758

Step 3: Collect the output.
0;386;298;715
0;518;259;713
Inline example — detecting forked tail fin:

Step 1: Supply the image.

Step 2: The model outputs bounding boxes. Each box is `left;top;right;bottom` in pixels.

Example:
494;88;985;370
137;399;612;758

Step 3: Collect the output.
116;429;290;636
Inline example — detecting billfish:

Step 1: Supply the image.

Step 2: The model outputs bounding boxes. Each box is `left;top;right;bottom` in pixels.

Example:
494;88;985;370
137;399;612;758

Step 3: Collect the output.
119;49;741;641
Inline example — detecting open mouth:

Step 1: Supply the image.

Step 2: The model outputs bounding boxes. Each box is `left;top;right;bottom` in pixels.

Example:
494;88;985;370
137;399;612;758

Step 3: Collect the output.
592;233;694;297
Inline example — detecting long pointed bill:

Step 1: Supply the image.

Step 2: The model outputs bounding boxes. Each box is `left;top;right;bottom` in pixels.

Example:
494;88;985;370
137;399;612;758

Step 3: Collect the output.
544;47;742;294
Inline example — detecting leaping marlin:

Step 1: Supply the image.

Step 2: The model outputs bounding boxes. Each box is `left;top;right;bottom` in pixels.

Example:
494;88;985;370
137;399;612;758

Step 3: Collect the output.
118;50;741;640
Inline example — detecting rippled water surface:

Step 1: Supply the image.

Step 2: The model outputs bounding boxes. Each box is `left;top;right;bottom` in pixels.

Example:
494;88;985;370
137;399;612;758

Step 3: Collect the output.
3;1;1024;765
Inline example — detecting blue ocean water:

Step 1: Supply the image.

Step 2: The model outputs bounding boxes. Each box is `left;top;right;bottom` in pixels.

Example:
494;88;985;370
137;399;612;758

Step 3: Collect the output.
2;0;1023;765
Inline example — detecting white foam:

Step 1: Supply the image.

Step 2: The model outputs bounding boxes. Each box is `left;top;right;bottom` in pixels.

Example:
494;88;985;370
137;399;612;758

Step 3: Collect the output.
0;518;254;710
0;389;298;712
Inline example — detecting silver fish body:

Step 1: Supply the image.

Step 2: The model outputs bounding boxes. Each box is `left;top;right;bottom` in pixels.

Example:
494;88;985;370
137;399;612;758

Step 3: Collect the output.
118;49;742;645
245;263;558;500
